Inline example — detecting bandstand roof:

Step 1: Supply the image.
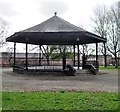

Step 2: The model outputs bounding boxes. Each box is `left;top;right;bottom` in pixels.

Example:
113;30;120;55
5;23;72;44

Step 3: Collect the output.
6;13;106;45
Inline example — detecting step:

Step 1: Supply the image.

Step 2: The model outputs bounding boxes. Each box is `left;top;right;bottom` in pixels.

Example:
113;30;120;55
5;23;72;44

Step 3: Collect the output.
76;69;91;75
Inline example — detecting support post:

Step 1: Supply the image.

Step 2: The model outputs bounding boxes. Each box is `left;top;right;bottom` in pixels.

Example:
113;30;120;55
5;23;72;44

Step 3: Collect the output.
104;42;107;67
77;44;80;70
25;43;28;70
63;46;66;70
82;45;85;69
47;46;49;66
13;42;16;67
39;45;42;66
73;45;75;66
96;43;99;71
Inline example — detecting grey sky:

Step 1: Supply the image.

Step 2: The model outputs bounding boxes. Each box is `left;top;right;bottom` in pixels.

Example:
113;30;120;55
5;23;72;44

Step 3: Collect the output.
0;0;119;52
0;1;16;17
0;0;118;33
39;0;69;16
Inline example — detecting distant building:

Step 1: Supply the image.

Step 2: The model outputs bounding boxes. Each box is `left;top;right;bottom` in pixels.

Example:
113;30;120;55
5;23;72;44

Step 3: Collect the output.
1;52;39;67
1;52;119;67
86;55;113;66
112;57;120;66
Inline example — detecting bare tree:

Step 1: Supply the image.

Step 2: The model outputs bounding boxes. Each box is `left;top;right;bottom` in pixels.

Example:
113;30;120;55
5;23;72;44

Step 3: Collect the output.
3;47;14;67
80;44;95;68
92;3;120;68
106;3;120;68
0;17;8;48
91;5;109;67
118;2;120;58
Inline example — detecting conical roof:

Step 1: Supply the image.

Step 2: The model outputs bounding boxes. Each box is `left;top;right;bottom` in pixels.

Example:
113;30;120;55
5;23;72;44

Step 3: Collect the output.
6;13;106;45
22;14;84;32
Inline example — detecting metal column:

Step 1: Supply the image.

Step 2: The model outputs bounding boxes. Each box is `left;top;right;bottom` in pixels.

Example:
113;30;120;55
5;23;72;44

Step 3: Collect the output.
39;45;42;66
96;43;99;71
77;44;80;70
25;43;28;70
13;42;16;67
63;46;66;70
73;45;75;66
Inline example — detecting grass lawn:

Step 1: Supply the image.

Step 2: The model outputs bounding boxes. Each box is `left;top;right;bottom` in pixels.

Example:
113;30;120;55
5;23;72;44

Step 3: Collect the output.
2;91;119;111
99;66;120;70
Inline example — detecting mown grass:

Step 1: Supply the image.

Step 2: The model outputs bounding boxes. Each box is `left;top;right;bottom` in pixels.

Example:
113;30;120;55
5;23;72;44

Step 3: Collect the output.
2;91;119;111
99;66;120;70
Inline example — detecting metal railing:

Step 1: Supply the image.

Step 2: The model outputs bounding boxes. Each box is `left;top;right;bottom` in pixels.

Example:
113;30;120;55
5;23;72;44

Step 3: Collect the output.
84;64;97;75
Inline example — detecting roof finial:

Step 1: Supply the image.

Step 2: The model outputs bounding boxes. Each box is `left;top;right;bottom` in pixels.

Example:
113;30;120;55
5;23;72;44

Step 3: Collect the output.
54;12;57;16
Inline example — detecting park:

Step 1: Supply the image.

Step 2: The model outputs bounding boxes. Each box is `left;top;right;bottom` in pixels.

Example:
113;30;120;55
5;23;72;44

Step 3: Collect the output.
1;66;119;110
0;0;120;111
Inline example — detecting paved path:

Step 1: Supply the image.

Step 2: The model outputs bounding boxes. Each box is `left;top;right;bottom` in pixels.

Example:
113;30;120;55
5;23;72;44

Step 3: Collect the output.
2;68;118;92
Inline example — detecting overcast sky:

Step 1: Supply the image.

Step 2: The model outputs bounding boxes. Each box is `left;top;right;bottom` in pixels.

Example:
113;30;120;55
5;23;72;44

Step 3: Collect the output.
0;0;119;52
0;0;119;33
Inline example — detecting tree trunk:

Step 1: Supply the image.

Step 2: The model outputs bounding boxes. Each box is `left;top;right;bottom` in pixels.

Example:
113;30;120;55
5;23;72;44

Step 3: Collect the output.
104;42;107;67
115;53;118;68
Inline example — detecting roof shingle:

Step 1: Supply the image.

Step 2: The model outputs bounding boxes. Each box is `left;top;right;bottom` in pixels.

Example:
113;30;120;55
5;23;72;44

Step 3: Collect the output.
22;15;85;32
